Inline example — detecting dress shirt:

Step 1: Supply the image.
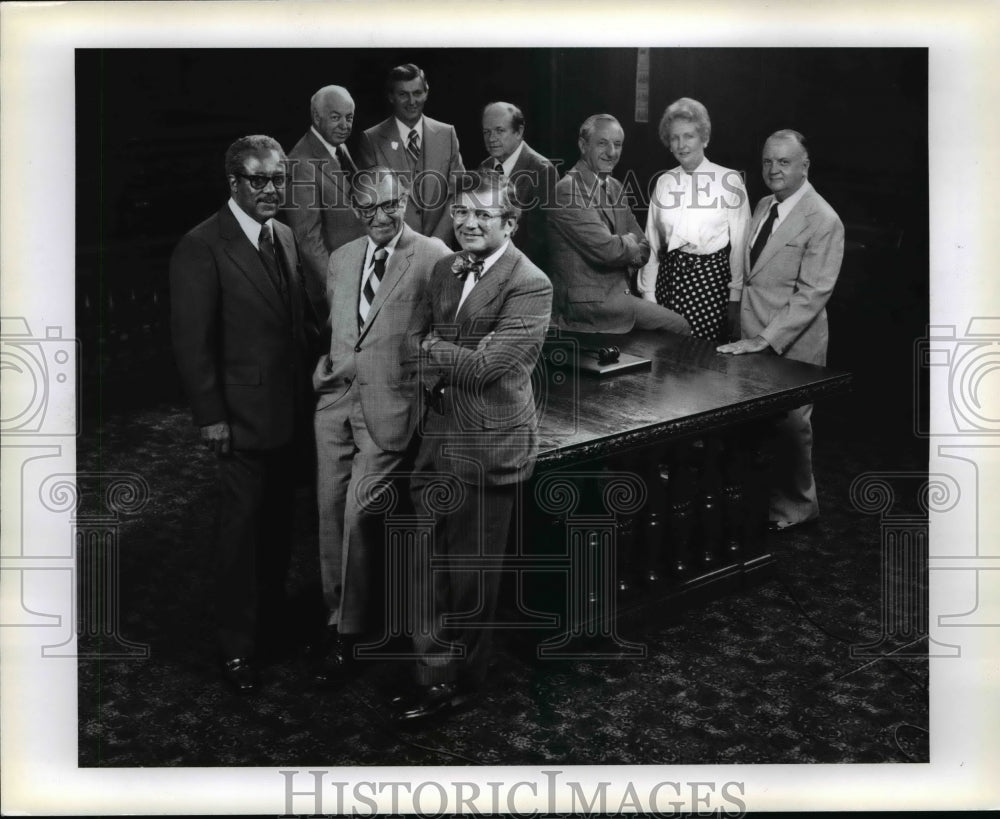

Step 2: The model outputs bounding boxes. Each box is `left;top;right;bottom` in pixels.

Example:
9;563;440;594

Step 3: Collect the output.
638;157;750;301
361;227;403;286
495;140;526;176
227;198;273;250
395;117;424;146
455;240;510;317
749;179;814;245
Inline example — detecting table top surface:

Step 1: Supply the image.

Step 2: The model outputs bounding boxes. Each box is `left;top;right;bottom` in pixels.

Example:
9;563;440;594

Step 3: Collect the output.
534;330;851;468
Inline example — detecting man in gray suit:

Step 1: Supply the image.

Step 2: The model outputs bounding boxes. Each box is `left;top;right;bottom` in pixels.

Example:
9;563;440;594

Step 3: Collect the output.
310;167;450;683
358;64;465;245
547;114;690;336
717;129;844;530
477;101;560;270
286;85;366;321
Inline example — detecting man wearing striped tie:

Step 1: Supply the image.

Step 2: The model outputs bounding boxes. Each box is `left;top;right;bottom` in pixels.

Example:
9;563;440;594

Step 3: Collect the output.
358;64;465;246
309;167;450;685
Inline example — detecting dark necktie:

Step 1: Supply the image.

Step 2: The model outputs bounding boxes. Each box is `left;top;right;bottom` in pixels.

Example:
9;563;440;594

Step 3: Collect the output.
493;160;504;175
258;222;288;303
336;145;356;176
406;129;421;164
359;246;387;326
749;203;780;269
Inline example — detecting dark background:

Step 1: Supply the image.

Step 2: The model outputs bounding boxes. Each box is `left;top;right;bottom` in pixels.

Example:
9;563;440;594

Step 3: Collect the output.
76;47;928;437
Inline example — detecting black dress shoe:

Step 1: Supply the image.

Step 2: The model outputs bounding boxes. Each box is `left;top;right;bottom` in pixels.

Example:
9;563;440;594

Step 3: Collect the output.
221;657;259;693
305;626;353;686
391;682;476;726
767;517;819;534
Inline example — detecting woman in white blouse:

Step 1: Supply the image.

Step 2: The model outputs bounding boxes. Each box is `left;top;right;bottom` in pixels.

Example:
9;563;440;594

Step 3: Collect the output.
639;98;750;341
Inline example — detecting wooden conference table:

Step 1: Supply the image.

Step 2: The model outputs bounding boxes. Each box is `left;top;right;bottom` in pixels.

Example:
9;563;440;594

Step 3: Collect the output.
513;328;852;655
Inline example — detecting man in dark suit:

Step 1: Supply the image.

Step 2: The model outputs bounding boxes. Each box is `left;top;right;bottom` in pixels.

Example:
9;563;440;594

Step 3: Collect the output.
310;167;449;683
477;101;560;270
170;135;318;692
392;175;552;724
286;85;366;320
358;64;465;245
717;129;844;530
547;114;690;336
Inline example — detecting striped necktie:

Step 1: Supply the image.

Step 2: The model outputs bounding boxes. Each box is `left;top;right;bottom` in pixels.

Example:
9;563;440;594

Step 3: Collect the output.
406;129;421;164
359;246;388;327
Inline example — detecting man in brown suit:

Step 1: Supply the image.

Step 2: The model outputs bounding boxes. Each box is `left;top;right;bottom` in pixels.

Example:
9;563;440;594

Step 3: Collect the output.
170;135;317;693
310;167;449;682
547;114;690;336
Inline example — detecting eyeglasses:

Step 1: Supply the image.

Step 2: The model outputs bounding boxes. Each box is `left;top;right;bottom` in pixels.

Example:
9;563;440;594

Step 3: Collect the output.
449;205;506;223
235;172;287;190
353;197;405;221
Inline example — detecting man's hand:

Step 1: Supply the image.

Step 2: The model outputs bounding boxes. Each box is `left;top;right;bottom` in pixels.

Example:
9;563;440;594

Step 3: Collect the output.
716;335;770;356
200;421;232;456
477;331;495;350
726;301;741;342
420;332;441;353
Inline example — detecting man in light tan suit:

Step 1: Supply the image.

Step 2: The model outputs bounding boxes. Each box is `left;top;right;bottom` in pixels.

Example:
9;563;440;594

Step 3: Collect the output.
718;129;844;530
310;166;450;683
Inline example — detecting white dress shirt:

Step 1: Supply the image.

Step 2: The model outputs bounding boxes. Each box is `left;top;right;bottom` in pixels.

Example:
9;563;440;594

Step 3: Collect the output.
228;198;272;249
395;117;424;146
310;125;350;165
492;140;525;176
638;157;751;301
455;241;509;317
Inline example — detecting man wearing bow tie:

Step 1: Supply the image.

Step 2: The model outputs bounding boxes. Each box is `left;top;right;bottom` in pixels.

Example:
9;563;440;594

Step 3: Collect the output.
358;64;465;246
287;85;366;322
392;175;552;724
170;135;318;693
548;113;691;336
717;129;844;532
309;167;449;685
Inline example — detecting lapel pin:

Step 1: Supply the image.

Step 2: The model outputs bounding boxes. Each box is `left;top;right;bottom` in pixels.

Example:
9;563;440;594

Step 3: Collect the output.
391;141;399;151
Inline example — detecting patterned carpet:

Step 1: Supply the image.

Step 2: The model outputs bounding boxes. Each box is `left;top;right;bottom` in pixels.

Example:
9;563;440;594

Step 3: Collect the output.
76;385;928;767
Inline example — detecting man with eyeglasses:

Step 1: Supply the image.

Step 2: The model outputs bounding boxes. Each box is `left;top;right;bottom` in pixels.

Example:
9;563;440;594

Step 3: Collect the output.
170;135;318;693
477;101;560;271
358;64;464;247
548;113;691;336
308;167;450;685
287;85;367;322
391;175;552;725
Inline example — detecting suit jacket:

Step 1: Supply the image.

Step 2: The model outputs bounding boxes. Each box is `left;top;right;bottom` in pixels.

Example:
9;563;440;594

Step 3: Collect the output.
285;129;367;318
358;116;465;244
740;184;845;365
477;141;560;270
313;224;451;451
405;243;553;486
170;204;317;451
546;160;652;333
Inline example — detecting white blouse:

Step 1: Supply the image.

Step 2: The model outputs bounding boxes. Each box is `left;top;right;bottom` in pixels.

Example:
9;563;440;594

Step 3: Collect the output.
638;157;751;301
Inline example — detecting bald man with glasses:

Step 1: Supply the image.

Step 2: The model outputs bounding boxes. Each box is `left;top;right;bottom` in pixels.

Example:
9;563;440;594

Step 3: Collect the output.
308;167;450;685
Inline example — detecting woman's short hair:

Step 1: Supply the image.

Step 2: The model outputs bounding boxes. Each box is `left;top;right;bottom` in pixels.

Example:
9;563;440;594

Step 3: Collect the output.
658;97;711;147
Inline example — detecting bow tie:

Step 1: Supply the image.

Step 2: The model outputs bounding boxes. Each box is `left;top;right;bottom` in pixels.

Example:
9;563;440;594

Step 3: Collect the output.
451;254;485;282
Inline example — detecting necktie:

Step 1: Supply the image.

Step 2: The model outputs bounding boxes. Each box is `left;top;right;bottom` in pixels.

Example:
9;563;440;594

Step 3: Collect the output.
359;246;388;326
451;254;484;282
336;145;356;176
258;222;288;302
749;203;780;269
406;129;421;164
493;160;504;175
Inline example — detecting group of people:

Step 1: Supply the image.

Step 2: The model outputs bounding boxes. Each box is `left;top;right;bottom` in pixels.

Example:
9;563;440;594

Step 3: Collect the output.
169;61;844;726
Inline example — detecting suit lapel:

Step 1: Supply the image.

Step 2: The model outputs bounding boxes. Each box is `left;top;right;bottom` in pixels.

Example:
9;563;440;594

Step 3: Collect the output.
305;131;352;204
749;190;814;277
455;245;514;327
219;207;288;321
422;118;443;175
377;119;410;172
338;239;366;336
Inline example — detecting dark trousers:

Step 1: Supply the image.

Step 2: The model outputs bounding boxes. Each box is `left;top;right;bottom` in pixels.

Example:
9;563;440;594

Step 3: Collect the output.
410;475;517;687
215;446;295;659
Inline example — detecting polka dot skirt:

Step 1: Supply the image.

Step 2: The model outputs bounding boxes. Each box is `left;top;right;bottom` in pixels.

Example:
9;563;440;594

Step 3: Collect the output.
655;246;731;341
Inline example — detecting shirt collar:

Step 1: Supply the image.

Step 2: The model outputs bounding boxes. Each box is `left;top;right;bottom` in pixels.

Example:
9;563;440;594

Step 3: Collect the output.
364;226;404;266
228;198;271;249
496;140;526;175
310;125;342;161
469;240;510;277
395;116;424;144
775;178;812;218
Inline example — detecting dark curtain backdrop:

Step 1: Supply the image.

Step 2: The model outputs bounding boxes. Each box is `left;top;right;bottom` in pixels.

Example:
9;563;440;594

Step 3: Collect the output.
75;47;928;412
